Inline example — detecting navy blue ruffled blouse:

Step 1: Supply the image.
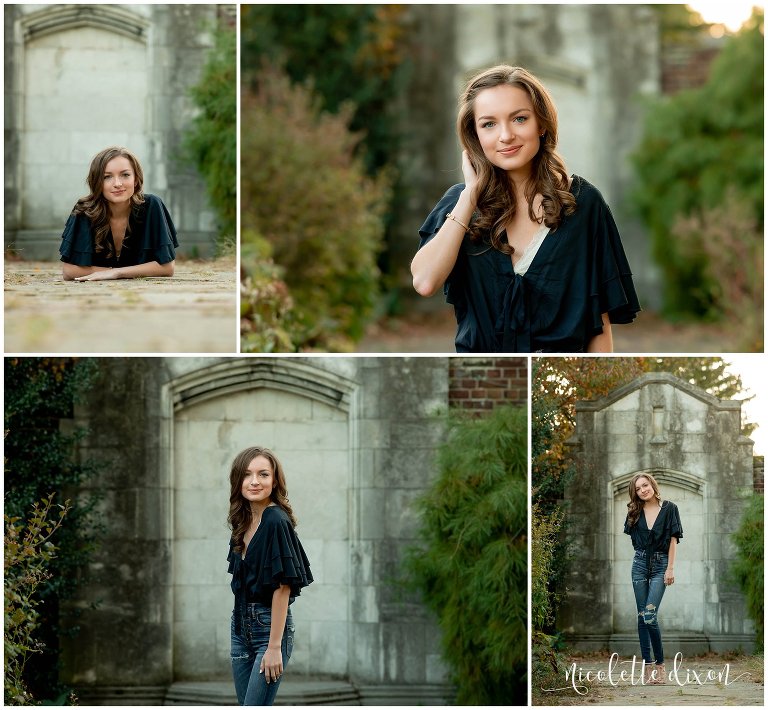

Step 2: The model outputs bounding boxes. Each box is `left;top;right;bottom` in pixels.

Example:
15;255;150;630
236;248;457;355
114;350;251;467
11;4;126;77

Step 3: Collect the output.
227;506;313;634
417;176;641;352
624;500;683;555
59;193;178;268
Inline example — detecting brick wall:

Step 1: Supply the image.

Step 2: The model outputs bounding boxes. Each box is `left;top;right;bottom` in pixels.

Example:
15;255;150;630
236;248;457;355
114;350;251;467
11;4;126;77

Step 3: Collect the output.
754;455;764;494
448;357;527;412
662;42;722;94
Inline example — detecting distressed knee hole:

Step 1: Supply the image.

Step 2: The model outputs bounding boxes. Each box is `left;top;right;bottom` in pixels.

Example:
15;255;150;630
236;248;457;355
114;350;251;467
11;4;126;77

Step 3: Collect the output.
231;652;250;661
639;604;658;626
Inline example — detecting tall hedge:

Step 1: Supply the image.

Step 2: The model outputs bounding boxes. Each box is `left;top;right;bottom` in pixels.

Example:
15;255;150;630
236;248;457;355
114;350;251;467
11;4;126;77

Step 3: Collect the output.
731;494;764;651
4;358;101;702
183;22;237;247
405;405;528;704
240;64;390;351
631;10;763;318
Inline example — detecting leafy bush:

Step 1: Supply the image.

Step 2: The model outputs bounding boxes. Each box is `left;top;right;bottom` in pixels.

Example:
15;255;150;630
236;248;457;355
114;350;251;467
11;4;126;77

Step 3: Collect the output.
731;494;764;651
4;358;102;701
183;22;237;246
5;495;71;706
404;405;527;704
671;189;763;350
631;10;764;317
240;231;297;353
241;63;390;351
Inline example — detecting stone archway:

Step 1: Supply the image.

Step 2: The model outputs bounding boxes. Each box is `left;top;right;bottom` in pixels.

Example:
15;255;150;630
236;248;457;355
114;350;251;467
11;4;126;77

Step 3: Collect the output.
17;5;150;231
164;359;358;682
610;469;707;651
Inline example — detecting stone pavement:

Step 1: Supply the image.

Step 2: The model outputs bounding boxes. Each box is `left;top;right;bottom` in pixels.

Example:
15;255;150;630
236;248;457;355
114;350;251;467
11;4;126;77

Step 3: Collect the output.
4;259;237;353
536;653;764;706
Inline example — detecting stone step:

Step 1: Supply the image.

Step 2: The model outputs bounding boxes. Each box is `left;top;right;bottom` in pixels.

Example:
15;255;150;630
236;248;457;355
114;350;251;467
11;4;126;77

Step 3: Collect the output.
164;679;361;706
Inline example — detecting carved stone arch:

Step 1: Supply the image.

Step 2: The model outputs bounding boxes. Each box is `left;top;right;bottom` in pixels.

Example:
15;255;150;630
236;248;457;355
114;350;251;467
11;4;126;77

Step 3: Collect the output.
168;358;355;415
161;358;360;682
20;4;149;43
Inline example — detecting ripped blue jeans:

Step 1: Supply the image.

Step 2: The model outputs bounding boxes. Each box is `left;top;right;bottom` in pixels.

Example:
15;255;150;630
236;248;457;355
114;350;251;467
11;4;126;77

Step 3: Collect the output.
631;550;668;665
231;603;294;706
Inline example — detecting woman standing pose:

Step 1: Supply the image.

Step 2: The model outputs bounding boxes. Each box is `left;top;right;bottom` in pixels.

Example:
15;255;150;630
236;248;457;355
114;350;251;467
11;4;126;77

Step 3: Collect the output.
412;65;640;352
227;447;313;706
59;146;178;281
623;473;683;684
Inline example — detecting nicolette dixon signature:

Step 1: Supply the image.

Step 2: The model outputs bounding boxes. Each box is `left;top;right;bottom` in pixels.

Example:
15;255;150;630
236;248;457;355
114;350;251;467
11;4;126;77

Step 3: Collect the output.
542;652;751;696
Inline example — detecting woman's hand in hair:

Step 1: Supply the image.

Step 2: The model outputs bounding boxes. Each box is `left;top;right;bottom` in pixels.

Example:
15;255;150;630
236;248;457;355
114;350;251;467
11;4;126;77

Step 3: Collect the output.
461;150;480;206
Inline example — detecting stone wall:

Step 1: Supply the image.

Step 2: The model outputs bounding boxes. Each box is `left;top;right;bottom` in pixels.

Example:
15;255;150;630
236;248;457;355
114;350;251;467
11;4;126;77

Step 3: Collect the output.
4;4;232;259
60;357;457;704
560;372;756;655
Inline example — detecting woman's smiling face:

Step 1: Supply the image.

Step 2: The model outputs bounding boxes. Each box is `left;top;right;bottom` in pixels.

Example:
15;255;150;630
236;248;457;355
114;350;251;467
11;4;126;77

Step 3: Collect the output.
241;455;275;506
473;83;542;177
634;476;656;503
101;156;137;207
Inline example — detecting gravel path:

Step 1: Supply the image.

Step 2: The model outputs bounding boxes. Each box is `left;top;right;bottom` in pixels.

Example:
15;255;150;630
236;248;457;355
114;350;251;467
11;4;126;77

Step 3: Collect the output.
4;259;237;353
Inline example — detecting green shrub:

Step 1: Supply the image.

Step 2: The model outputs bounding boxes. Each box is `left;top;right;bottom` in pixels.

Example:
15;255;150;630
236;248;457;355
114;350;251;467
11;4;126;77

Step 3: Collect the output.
4;495;71;706
731;494;764;651
671;189;763;351
4;358;102;701
240;231;297;353
631;10;764;317
183;22;237;246
531;504;564;633
404;405;527;704
241;63;390;351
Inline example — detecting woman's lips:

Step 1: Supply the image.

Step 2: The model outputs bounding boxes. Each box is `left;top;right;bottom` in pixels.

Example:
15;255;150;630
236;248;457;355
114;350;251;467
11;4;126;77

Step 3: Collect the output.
498;146;522;155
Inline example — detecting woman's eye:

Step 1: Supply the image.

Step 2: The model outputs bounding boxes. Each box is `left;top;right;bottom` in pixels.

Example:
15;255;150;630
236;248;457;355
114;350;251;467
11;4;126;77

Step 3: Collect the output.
513;116;527;123
480;121;495;129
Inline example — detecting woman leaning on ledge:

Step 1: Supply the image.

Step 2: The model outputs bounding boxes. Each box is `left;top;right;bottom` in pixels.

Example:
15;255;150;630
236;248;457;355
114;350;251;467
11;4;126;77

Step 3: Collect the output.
59;146;178;281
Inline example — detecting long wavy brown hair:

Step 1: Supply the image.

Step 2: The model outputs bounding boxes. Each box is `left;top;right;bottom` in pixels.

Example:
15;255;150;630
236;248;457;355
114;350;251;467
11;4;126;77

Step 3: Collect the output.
72;146;145;260
626;472;662;527
457;65;576;254
227;446;298;555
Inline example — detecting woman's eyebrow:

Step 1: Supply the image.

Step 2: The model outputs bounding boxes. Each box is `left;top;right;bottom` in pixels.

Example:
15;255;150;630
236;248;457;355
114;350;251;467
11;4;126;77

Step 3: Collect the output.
476;108;530;121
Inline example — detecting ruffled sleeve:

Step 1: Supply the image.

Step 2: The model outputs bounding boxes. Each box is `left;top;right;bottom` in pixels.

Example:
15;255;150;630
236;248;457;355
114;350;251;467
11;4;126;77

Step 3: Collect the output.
667;502;683;543
623;514;631;535
417;184;465;248
586;182;641;330
59;211;95;266
238;508;313;603
134;194;179;265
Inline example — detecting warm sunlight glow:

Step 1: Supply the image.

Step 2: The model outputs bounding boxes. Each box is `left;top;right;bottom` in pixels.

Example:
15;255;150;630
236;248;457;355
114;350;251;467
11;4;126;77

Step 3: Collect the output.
687;1;762;33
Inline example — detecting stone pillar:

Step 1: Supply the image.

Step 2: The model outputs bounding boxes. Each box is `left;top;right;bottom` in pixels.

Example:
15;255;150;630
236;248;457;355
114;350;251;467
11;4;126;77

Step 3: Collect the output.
60;358;174;704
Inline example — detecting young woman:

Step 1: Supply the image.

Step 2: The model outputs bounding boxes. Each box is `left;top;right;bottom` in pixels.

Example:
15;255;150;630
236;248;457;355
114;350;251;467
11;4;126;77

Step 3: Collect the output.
59;146;178;281
623;473;683;684
227;447;312;706
412;65;641;352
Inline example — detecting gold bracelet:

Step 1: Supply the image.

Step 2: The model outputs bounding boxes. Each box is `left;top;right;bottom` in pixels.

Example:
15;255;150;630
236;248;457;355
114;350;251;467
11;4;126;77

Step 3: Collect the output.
446;212;469;232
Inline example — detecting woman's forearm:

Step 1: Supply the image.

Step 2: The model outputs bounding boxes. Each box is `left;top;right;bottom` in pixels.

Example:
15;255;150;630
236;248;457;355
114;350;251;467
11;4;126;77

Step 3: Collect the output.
667;536;677;569
587;313;613;352
268;584;291;650
62;263;111;281
114;260;175;278
411;188;475;297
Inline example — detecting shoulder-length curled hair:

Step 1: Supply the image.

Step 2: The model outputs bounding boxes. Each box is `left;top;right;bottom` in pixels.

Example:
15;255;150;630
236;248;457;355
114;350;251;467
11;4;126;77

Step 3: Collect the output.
72;146;145;259
457;65;576;254
227;446;298;554
626;472;662;527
